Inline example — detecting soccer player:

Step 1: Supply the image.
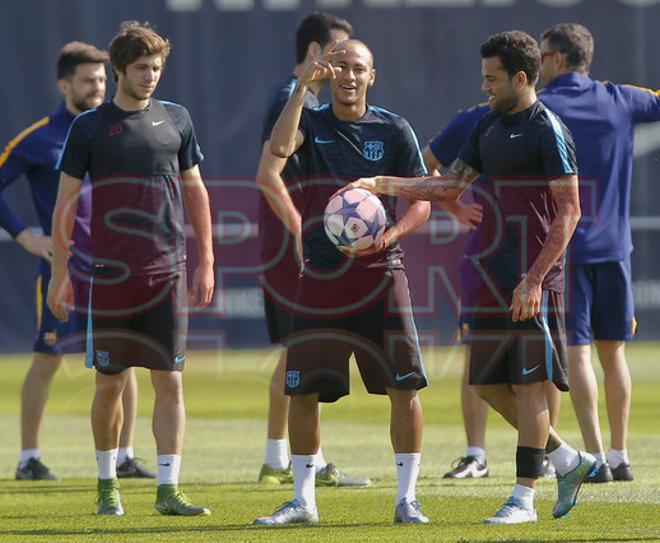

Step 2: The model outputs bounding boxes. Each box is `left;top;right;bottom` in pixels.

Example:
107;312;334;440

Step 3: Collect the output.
253;39;431;526
0;41;153;481
539;22;660;482
424;104;561;480
346;31;595;524
48;22;213;516
256;12;369;488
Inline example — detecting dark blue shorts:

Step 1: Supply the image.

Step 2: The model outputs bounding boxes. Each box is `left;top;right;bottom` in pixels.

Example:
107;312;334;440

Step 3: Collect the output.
565;258;636;345
33;269;87;355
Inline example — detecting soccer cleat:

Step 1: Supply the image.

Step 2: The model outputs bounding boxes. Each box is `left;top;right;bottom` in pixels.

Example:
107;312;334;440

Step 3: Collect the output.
394;498;429;524
315;463;371;487
442;456;488;479
258;463;294;485
552;452;596;518
253;499;319;526
15;458;58;481
154;484;210;516
484;497;537;525
116;457;156;479
542;456;556;479
611;463;634;482
585;462;613;484
97;478;124;515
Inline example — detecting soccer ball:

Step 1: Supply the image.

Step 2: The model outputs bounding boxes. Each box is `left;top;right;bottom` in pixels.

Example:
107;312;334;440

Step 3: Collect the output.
324;188;387;251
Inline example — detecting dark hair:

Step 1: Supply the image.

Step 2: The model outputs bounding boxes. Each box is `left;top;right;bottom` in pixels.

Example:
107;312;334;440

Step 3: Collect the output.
57;42;108;80
480;30;541;85
109;20;171;82
541;23;594;72
295;12;353;64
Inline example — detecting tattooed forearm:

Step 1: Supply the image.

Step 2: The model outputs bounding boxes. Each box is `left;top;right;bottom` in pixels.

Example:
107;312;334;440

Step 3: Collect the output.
378;158;480;202
526;175;581;284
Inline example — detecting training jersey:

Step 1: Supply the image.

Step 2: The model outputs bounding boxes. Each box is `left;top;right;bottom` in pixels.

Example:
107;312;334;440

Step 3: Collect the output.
297;103;427;270
258;76;318;251
57;99;203;277
0;103;91;274
459;100;578;293
538;72;660;263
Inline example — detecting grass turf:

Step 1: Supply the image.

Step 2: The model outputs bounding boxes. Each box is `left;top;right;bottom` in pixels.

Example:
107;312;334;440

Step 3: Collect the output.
0;344;659;542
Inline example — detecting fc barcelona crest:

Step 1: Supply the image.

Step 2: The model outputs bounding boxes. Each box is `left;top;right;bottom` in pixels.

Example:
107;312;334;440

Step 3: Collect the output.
286;370;301;388
96;350;110;367
362;140;384;161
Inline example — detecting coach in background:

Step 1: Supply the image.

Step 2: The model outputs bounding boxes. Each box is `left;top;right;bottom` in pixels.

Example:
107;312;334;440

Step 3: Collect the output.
0;42;152;481
539;22;660;483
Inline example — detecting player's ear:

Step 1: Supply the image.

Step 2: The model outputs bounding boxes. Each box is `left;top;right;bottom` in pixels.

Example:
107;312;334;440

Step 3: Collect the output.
307;41;322;60
368;68;376;87
57;78;69;97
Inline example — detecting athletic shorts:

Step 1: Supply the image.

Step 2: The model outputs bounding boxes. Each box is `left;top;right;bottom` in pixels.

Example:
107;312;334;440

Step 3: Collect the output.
86;271;187;374
285;267;427;403
33;267;88;355
260;245;301;344
468;289;569;391
565;258;636;345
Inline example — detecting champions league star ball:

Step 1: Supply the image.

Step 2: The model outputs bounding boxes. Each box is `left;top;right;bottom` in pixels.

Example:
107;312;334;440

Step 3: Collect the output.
324;188;387;251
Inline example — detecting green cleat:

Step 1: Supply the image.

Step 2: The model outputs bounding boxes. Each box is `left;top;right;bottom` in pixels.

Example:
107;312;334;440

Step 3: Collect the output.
96;478;124;515
155;484;210;516
258;463;294;485
552;452;596;518
316;463;371;487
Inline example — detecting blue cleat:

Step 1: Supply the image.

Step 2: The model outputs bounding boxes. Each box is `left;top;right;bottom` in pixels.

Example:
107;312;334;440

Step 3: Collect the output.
552;452;596;518
484;496;537;525
394;498;429;524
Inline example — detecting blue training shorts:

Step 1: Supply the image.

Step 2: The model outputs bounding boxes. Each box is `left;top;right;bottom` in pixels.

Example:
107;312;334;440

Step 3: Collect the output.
565;257;636;345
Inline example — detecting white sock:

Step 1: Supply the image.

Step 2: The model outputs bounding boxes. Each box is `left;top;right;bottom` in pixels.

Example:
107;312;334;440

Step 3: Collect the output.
314;447;327;474
607;448;629;468
291;454;317;511
20;448;40;468
157;454;182;486
547;442;580;476
96;449;118;480
467;446;486;464
117;446;134;466
512;483;535;510
592;452;606;468
395;452;421;504
264;439;289;470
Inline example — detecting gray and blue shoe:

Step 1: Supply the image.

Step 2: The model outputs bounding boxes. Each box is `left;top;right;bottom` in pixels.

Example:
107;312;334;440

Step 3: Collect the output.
394;498;429;524
253;499;319;526
484;496;537;525
552;451;596;518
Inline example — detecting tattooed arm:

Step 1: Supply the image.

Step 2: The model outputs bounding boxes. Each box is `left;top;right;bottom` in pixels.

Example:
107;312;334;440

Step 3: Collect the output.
344;158;480;203
511;174;581;322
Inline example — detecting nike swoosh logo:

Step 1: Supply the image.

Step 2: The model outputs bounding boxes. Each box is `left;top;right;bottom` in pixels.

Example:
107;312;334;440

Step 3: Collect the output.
152;120;165;127
395;371;416;382
314;136;335;144
396;462;403;467
510;133;524;139
159;463;171;467
305;463;315;469
522;364;541;376
174;355;185;364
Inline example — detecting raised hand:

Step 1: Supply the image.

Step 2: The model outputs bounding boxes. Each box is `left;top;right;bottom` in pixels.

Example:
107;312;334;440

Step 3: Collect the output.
298;42;346;86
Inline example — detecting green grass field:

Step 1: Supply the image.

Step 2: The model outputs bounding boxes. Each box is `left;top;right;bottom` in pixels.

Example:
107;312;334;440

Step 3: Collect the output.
1;344;659;542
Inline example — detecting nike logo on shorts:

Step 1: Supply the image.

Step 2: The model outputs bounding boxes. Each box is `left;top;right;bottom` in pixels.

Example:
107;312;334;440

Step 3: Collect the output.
395;371;416;382
174;355;185;364
522;364;541;376
152;120;165;127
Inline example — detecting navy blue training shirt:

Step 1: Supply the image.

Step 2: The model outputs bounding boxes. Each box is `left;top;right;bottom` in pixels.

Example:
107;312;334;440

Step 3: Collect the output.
297;103;427;270
459;100;578;294
57;98;203;278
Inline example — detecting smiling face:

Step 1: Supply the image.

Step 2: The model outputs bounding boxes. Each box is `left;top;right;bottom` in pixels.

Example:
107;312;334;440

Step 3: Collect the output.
329;41;376;109
116;54;163;103
481;56;520;114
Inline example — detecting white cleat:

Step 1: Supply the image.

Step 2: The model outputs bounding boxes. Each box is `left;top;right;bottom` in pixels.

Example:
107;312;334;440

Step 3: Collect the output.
484;497;538;525
253;499;319;526
394;498;430;524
